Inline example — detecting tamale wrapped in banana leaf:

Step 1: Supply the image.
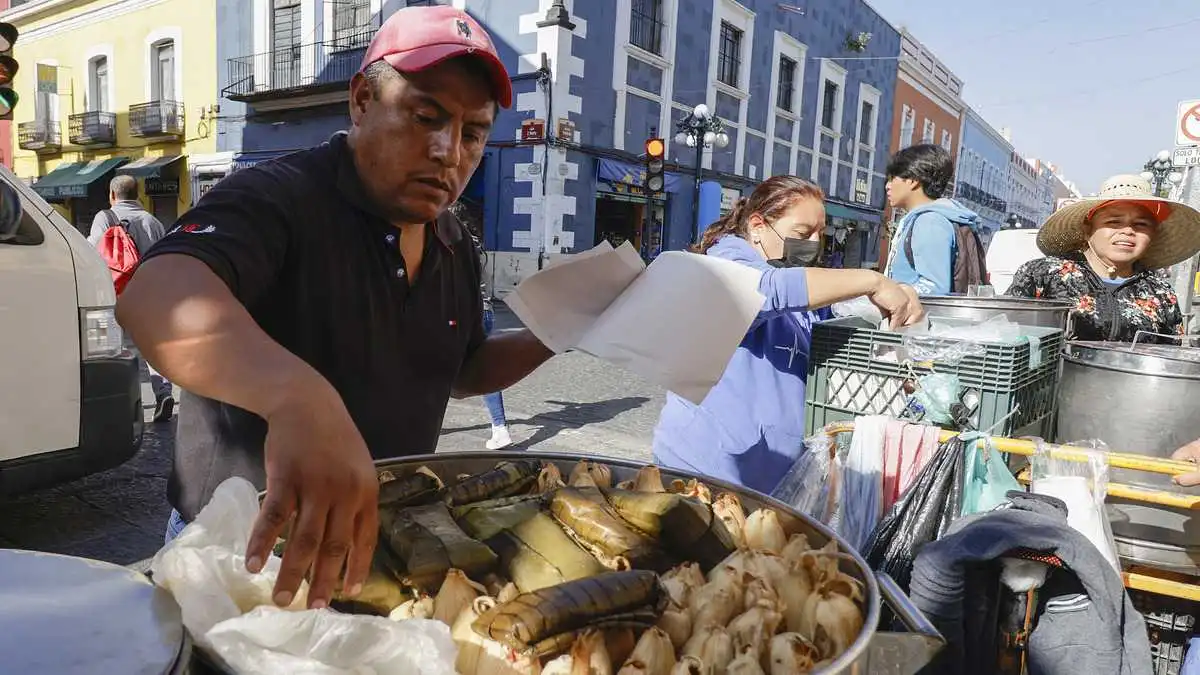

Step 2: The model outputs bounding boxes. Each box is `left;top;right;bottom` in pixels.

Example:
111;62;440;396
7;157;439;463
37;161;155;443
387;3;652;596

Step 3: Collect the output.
452;493;546;541
379;502;497;592
549;487;672;572
330;546;411;616
603;488;737;571
378;468;442;508
486;511;606;593
442;459;543;507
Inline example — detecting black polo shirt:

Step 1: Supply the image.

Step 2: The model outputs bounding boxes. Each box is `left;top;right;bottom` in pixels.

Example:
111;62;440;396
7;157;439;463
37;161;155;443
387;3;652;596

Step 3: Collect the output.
143;132;485;520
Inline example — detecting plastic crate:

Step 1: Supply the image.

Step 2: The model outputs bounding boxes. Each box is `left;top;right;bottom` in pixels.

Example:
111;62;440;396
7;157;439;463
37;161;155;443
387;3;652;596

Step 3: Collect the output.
1132;590;1196;675
805;316;1064;438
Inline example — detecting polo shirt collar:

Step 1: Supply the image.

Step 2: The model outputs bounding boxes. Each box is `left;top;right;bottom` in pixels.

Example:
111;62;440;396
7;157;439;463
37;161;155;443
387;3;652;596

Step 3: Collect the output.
329;131;462;249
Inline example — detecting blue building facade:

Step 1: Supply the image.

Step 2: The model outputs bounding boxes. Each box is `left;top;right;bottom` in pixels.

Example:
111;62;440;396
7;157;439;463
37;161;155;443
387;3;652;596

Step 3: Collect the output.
955;107;1014;242
213;0;900;290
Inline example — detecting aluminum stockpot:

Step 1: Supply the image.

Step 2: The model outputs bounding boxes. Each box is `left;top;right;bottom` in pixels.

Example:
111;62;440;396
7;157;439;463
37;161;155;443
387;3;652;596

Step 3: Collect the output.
1055;341;1200;575
920;296;1073;333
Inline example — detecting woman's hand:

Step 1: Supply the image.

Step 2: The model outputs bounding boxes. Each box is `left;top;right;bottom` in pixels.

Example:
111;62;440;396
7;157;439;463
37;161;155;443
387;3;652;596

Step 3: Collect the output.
868;279;925;329
1171;439;1200;487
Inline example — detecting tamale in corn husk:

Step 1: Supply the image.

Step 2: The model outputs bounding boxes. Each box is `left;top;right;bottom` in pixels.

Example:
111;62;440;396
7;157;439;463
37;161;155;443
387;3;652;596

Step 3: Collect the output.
486;511;607;592
603;489;737;571
452;493;546;541
379;502;497;592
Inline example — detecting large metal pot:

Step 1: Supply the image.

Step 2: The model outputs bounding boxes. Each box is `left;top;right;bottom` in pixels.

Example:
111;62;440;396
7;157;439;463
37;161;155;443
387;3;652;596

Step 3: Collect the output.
198;452;944;675
920;296;1073;332
1054;341;1200;574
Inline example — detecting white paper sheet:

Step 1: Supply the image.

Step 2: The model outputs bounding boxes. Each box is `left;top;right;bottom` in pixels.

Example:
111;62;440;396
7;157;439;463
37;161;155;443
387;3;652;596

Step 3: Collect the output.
506;241;766;404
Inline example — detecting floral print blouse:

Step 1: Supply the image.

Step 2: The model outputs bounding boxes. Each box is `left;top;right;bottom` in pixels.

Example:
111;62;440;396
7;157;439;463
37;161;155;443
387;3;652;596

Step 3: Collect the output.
1006;253;1184;343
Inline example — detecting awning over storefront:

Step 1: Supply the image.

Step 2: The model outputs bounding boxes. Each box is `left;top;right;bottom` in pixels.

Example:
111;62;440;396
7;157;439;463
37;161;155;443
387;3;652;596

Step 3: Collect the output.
825;200;882;224
33;157;129;200
596;158;685;194
233;149;298;171
117;155;183;178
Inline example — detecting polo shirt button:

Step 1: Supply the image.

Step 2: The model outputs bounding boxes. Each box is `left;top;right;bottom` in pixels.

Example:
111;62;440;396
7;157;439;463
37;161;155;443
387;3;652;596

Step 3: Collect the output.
396;268;406;279
385;233;396;244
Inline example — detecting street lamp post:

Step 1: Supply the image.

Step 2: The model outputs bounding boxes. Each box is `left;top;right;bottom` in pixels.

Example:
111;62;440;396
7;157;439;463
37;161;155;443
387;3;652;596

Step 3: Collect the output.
1141;150;1184;198
674;103;730;237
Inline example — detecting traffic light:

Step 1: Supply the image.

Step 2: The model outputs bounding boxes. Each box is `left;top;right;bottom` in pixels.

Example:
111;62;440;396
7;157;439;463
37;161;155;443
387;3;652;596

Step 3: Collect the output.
0;22;18;120
645;137;665;193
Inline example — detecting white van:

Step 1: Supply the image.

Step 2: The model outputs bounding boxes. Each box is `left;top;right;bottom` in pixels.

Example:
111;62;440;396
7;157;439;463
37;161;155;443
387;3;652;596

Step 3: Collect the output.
0;164;142;496
986;227;1043;295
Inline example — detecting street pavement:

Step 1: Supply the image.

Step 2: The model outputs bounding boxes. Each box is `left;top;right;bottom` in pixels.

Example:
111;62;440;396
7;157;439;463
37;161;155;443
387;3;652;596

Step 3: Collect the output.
0;304;665;567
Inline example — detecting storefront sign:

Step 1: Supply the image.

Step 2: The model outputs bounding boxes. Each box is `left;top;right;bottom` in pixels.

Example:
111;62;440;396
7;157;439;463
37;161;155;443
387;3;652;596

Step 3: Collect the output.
145;177;180;196
521;118;545;142
596;159;682;193
854;178;869;204
720;187;741;214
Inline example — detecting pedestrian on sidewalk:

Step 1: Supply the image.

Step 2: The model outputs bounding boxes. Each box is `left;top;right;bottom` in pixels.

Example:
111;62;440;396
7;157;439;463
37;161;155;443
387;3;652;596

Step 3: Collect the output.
87;175;175;422
117;6;555;609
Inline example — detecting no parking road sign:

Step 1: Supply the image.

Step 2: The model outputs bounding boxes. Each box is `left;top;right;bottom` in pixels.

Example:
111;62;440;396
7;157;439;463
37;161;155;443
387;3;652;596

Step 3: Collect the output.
1177;99;1200;147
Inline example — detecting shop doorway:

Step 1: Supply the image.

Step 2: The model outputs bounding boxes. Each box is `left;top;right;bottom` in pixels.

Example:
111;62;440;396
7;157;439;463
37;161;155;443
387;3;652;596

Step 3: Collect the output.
594;194;667;261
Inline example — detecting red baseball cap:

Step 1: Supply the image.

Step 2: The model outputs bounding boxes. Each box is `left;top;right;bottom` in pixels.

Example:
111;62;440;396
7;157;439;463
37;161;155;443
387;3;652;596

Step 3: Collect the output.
361;6;512;109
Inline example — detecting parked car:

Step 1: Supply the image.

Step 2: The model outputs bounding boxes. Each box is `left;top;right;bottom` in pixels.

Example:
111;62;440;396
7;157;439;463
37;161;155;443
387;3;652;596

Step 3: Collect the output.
0;164;142;496
986;227;1043;295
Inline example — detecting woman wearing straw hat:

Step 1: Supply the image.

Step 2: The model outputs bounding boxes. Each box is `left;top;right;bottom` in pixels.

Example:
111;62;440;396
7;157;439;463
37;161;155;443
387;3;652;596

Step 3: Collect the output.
1005;174;1200;343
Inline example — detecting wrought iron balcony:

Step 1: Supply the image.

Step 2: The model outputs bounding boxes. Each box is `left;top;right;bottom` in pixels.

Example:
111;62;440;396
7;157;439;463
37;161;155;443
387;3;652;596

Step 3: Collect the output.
18;120;61;152
129;100;185;138
68;111;117;146
223;30;377;102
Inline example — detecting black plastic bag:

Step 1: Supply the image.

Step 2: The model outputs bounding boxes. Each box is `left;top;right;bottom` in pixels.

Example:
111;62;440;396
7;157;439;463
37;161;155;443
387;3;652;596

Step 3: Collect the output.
863;436;966;592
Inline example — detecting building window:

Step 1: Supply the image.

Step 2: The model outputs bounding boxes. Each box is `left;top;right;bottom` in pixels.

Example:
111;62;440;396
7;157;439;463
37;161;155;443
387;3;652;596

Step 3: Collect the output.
820;79;839;129
88;56;108;112
922;118;935;143
777;55;796;112
859;100;874;142
333;0;373;50
630;0;664;55
150;39;175;102
941;129;952;151
900;105;914;148
717;21;742;88
272;0;303;87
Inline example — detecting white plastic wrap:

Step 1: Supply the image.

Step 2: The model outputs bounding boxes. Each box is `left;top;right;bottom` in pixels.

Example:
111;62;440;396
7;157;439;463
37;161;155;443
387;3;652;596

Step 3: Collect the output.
1029;439;1121;572
902;314;1023;364
151;477;458;674
770;432;842;524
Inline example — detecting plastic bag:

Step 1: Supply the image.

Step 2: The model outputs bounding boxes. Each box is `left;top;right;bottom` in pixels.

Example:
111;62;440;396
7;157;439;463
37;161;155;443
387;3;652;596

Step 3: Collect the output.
1029;439;1121;572
960;436;1022;516
864;436;967;591
830;295;884;325
911;372;961;425
771;432;841;523
902;315;1023;364
837;415;889;551
151;477;458;674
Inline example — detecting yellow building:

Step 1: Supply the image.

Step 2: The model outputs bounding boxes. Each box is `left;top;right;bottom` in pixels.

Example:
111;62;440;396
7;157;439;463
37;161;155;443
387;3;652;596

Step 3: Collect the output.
3;0;218;234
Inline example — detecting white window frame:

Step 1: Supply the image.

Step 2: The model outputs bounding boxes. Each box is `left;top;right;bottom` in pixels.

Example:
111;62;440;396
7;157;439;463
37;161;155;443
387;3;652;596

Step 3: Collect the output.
613;0;679;155
900;104;914;148
705;0;754;174
922;118;936;144
763;30;806;177
253;0;316;90
940;128;952;151
853;83;881;205
143;27;183;103
323;0;381;44
809;58;846;195
82;44;115;113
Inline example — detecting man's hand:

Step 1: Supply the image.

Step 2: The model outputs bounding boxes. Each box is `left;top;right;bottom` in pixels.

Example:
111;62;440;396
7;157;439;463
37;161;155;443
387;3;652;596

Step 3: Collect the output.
868;280;925;329
244;383;380;609
1171;439;1200;487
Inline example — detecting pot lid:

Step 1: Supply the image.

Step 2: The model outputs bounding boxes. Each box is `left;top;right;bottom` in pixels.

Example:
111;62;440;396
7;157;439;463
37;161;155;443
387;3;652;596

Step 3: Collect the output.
0;549;187;675
1064;340;1200;378
920;295;1074;311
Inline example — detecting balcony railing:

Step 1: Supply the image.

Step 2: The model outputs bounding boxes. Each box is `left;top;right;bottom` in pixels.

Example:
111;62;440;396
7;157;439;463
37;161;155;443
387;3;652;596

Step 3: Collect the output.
223;30;377;102
18;120;61;152
69;111;117;146
129;100;185;138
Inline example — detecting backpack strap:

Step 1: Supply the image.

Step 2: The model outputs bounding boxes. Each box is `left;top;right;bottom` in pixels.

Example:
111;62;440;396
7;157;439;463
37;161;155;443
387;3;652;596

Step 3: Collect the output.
903;219;916;268
102;208;122;229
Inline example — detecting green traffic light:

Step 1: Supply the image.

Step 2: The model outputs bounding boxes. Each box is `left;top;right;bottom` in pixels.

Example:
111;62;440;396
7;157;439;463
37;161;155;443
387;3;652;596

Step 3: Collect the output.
0;89;18;116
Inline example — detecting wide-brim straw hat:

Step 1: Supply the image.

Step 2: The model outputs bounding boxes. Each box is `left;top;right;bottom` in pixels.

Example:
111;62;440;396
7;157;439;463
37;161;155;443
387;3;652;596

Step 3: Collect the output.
1037;174;1200;270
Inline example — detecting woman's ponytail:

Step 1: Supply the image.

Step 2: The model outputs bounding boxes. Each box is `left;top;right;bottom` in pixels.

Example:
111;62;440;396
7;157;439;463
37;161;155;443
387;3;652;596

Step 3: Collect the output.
692;176;825;254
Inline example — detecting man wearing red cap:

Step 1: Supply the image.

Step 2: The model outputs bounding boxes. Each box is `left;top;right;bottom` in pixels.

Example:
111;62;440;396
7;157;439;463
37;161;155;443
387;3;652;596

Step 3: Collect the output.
117;7;545;609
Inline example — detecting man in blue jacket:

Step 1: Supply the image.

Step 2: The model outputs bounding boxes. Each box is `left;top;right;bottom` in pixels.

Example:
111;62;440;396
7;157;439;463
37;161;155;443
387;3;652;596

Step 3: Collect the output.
883;144;982;295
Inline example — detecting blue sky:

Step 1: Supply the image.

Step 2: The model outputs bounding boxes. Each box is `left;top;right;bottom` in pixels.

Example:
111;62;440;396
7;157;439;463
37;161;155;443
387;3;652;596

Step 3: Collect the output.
865;0;1198;193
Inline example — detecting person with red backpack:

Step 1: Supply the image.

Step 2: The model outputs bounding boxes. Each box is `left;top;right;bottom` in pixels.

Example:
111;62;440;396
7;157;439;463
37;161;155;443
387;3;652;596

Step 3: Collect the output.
883;144;988;295
88;175;174;422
